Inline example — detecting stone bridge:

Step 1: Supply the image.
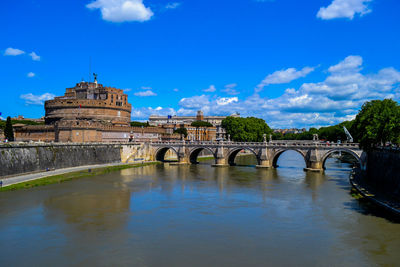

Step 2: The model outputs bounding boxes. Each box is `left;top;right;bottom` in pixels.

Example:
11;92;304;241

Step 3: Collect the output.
124;140;366;172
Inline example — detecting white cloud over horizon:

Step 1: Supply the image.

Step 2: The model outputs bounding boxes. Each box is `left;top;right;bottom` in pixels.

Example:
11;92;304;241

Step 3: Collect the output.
317;0;373;20
131;55;400;129
256;66;315;92
132;106;177;119
86;0;153;22
20;93;55;105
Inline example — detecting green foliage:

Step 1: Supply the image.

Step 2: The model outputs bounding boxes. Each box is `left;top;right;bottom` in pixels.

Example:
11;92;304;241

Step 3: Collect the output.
191;121;213;127
272;121;355;141
4;117;14;141
173;127;188;138
221;116;273;142
351;99;400;150
130;121;150;127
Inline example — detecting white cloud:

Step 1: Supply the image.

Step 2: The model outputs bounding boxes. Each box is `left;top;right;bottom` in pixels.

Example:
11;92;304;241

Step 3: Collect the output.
29;52;40;61
169;56;400;128
173;88;179;92
317;0;373;20
4;47;25;56
216;97;238;106
134;90;157;96
222;83;240;95
27;72;35;78
256;66;315;92
328;55;362;73
86;0;153;22
20;93;55;105
179;95;210;109
165;2;181;9
203;85;216;92
132;106;176;119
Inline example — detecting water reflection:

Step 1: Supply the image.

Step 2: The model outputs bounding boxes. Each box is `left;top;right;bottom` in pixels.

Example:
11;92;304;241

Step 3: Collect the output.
0;151;400;266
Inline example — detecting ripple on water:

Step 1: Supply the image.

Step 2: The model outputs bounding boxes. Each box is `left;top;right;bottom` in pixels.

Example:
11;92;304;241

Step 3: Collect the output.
0;151;399;266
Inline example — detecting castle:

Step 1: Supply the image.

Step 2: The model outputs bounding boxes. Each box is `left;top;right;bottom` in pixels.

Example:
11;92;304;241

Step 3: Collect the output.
14;80;166;142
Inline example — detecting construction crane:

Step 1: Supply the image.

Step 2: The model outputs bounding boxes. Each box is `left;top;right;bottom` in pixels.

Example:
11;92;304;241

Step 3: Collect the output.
343;126;354;143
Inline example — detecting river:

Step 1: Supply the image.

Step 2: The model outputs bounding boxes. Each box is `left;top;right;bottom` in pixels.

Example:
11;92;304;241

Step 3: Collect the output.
0;151;399;266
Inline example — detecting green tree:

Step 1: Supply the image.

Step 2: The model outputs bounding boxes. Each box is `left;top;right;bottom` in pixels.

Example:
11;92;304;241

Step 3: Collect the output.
351;99;400;150
4;116;14;141
130;121;149;127
173;127;188;138
190;121;213;127
221;116;273;142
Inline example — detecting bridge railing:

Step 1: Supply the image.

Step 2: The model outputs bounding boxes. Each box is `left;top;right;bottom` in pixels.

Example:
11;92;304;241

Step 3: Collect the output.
149;140;360;148
0;140;360;148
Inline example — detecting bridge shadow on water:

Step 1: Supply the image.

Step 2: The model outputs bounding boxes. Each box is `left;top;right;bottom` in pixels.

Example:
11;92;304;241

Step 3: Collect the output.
324;158;400;223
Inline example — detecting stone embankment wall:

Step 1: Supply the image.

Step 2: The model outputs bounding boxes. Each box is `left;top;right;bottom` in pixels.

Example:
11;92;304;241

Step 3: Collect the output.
0;143;122;177
366;148;400;199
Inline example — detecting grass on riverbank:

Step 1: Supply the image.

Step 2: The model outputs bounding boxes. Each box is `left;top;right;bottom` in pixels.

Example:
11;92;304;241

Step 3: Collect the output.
0;162;159;192
197;156;215;162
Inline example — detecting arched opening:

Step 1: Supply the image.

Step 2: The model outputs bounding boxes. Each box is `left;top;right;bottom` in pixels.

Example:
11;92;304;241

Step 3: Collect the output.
322;149;361;170
272;150;306;169
228;148;259;166
155;147;179;162
189;147;215;164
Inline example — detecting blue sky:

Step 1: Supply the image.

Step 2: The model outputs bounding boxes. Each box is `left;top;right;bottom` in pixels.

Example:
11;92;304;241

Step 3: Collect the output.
1;0;399;128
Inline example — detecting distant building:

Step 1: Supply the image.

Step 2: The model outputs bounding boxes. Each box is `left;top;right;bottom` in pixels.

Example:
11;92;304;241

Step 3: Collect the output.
149;110;240;141
149;110;240;127
162;123;219;141
11;115;45;123
274;128;307;135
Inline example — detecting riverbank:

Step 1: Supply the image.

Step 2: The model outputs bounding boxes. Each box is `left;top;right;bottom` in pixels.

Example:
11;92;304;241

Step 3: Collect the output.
197;156;215;161
350;168;400;216
0;162;159;192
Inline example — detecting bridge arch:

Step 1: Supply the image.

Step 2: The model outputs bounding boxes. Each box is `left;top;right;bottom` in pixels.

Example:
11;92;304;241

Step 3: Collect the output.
272;149;307;168
321;148;361;169
227;147;260;166
154;146;179;162
189;147;216;164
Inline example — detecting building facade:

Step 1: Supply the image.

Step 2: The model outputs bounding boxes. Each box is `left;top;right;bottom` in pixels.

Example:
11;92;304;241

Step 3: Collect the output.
149;110;240;141
149;110;240;127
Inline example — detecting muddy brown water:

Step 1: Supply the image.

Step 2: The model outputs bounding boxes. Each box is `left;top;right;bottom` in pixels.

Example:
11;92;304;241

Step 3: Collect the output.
1;151;399;266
